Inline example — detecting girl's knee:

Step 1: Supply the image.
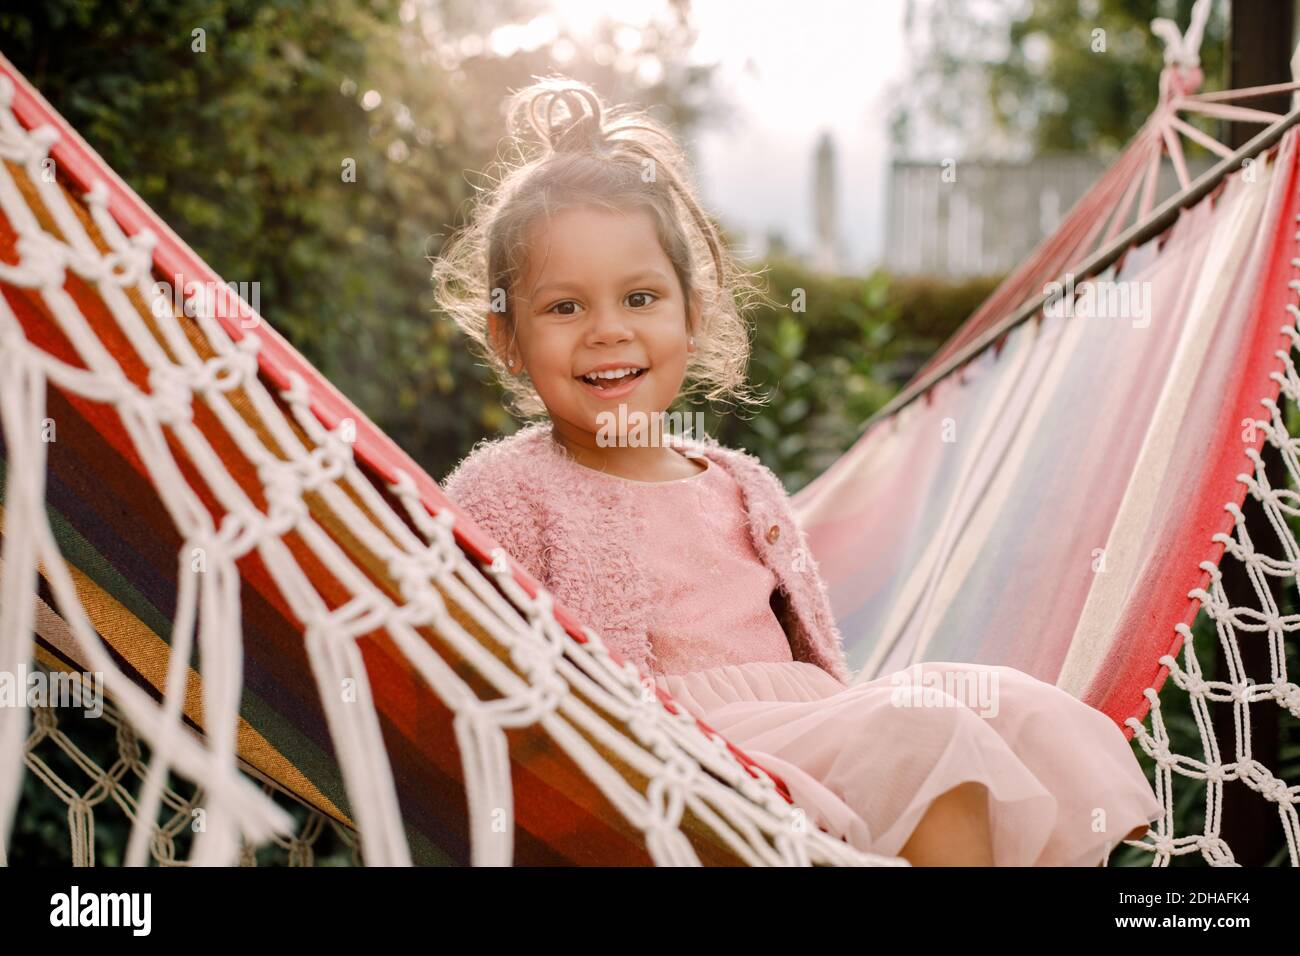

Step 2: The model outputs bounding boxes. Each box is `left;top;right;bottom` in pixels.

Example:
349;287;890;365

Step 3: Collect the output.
945;780;990;816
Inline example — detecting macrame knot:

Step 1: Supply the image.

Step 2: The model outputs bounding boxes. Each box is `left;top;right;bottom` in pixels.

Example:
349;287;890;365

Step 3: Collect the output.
260;459;310;533
15;232;68;289
1152;0;1210;101
388;549;453;615
1277;680;1300;711
97;246;152;287
146;364;195;425
1151;0;1211;68
205;346;260;393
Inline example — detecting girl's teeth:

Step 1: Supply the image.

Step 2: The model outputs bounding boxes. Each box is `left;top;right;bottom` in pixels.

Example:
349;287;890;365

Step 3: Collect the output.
583;368;642;384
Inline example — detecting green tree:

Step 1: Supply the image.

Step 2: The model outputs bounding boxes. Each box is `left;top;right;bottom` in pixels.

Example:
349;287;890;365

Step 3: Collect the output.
0;0;719;479
893;0;1228;158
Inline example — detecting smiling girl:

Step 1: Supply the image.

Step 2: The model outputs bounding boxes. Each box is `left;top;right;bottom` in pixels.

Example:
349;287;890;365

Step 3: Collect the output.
436;76;1162;866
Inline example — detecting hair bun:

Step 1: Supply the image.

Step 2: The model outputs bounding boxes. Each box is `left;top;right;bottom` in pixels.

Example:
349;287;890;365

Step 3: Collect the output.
507;77;608;156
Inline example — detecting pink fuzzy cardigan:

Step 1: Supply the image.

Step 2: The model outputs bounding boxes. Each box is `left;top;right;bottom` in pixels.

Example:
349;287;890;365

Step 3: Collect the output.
440;421;853;683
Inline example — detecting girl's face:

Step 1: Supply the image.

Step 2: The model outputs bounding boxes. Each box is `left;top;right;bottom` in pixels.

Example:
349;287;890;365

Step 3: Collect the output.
495;204;697;444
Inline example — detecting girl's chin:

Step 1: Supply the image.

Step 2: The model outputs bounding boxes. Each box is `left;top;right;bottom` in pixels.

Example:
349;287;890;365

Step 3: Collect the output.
558;403;670;435
587;411;671;448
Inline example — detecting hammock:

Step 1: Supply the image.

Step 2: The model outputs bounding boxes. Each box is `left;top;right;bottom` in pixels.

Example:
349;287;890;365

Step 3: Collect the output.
2;2;1298;866
793;7;1300;863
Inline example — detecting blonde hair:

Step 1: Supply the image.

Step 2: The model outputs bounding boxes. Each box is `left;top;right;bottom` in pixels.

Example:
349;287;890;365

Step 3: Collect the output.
431;75;769;421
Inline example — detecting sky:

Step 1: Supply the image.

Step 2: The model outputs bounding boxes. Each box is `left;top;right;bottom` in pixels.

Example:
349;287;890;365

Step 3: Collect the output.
683;0;912;272
540;0;915;273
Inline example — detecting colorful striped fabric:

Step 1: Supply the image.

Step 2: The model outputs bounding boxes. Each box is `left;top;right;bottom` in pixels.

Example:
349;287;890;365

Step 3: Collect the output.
793;126;1300;735
0;53;824;866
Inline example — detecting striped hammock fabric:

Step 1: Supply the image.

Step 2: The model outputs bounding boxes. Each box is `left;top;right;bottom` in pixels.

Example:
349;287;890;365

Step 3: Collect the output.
793;44;1300;860
794;121;1300;736
0;52;896;867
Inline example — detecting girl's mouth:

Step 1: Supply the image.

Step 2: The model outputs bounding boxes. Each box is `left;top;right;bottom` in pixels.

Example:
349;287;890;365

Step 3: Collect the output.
574;366;648;399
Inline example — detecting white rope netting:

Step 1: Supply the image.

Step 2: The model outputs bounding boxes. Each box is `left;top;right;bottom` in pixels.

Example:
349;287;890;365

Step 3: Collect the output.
1120;238;1300;866
15;662;362;866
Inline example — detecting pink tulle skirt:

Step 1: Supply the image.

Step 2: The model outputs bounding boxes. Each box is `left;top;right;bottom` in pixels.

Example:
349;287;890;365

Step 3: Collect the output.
654;659;1163;866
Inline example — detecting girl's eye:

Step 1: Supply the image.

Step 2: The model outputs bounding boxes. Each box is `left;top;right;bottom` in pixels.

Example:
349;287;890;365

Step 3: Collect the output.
546;293;657;315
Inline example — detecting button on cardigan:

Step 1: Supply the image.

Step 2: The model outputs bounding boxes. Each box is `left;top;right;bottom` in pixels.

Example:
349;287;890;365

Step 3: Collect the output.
439;421;853;683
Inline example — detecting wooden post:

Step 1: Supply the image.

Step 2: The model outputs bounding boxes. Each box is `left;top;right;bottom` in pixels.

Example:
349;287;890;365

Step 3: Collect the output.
1211;0;1295;865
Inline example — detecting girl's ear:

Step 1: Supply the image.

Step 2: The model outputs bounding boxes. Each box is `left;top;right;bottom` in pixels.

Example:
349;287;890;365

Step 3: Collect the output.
487;311;518;370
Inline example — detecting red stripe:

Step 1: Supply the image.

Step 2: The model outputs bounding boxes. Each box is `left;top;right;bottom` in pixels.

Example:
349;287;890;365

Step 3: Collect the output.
1086;130;1300;734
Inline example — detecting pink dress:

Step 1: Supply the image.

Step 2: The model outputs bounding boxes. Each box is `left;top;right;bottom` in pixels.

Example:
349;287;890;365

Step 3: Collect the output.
580;447;1163;866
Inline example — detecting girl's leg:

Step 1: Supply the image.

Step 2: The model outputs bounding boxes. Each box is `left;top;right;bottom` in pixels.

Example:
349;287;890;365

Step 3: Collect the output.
898;785;1150;866
898;781;993;866
1094;823;1153;866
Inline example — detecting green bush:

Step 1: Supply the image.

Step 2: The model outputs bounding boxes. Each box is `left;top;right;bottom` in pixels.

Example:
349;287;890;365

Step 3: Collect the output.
693;261;1001;492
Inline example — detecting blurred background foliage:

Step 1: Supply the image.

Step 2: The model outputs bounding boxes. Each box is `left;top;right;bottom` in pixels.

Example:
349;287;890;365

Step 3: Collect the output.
890;0;1228;159
0;0;1235;485
988;0;1227;153
0;0;996;493
699;263;997;490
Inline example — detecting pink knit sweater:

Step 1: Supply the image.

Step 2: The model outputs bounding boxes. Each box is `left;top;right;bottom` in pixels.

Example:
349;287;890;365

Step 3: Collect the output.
439;421;853;683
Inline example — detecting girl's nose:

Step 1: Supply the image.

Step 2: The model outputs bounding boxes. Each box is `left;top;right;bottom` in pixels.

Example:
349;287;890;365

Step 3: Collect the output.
585;306;634;345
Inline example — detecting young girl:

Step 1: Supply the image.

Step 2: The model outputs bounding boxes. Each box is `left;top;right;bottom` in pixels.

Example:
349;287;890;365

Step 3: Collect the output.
436;77;1163;866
